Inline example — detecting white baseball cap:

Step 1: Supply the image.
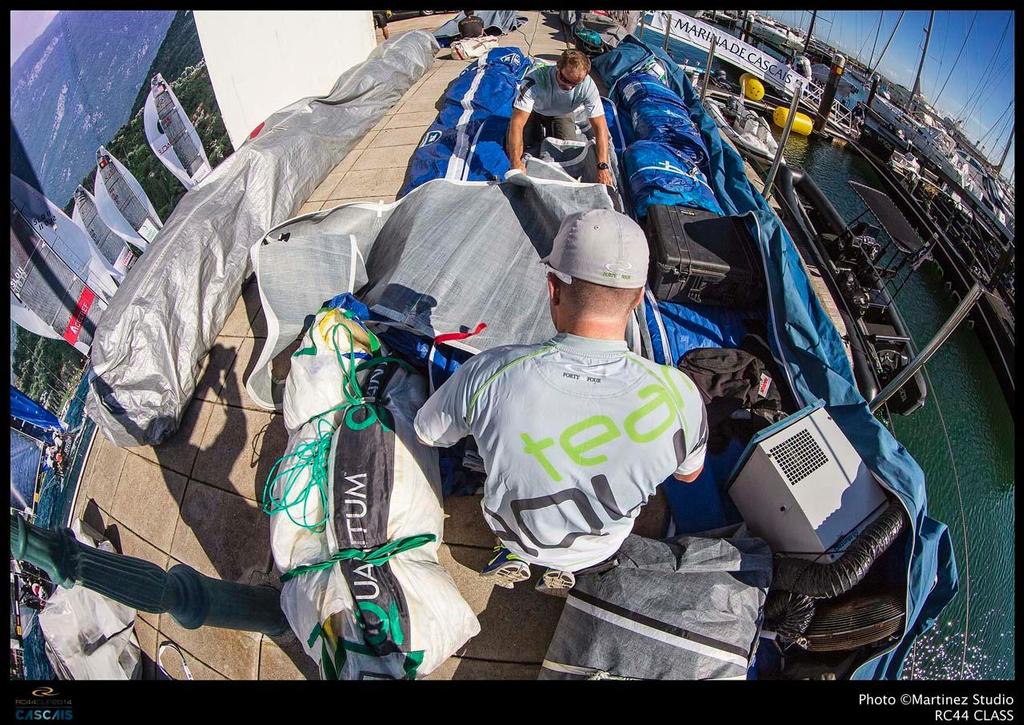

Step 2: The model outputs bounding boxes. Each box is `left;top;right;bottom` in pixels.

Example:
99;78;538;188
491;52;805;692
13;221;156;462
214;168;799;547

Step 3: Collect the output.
542;208;649;289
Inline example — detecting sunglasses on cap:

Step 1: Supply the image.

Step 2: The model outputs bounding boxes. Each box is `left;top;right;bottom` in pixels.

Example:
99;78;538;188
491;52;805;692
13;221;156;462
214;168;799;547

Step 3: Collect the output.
556;68;582;89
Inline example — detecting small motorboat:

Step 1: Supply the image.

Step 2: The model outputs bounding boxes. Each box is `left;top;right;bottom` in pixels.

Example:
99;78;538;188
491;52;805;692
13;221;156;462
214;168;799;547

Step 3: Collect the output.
705;95;781;164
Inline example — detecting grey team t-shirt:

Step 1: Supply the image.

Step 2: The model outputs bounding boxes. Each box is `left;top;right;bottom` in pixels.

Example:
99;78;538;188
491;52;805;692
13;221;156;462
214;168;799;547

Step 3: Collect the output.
414;333;708;571
512;65;605;119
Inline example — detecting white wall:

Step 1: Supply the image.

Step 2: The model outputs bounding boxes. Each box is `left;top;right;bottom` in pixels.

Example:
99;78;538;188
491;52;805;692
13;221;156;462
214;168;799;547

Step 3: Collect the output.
194;11;377;150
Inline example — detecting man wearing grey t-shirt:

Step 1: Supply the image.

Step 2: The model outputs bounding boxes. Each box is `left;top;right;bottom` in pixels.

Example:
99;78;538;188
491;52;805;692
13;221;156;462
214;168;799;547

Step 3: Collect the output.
507;49;614;187
414;209;708;593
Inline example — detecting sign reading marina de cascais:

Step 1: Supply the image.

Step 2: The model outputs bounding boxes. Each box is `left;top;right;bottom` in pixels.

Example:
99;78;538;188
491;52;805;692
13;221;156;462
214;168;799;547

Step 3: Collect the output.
648;11;807;97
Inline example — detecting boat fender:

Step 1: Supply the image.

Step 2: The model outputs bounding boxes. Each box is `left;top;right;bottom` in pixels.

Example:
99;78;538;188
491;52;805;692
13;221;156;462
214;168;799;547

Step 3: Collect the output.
739;73;765;102
772;106;813;136
772;503;905;599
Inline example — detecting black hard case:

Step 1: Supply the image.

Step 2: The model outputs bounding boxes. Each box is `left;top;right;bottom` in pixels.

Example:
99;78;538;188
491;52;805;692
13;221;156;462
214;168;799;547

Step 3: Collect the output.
645;205;764;308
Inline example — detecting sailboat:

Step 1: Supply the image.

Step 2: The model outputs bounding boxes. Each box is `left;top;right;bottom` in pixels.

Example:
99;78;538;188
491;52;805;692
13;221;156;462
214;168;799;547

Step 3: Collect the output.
71;185;136;282
93;146;163;249
10;175;112;354
143;73;212;189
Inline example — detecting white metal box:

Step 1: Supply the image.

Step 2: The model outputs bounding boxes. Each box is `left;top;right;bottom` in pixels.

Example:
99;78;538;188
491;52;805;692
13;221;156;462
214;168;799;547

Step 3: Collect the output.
727;406;887;562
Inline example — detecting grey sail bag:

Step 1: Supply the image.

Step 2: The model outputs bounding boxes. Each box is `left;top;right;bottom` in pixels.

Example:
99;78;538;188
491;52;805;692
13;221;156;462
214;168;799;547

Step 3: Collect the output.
540;533;772;680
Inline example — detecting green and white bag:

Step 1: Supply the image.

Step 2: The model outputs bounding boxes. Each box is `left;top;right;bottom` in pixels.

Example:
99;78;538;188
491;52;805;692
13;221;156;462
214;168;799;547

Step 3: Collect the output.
267;363;479;679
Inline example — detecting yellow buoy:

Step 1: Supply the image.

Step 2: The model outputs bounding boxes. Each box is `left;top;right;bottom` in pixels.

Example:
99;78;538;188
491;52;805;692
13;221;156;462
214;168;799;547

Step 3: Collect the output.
773;106;813;136
739;73;765;102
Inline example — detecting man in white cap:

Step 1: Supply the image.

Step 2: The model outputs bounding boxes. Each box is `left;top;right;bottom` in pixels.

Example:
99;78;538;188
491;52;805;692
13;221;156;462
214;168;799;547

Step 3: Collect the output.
414;209;708;592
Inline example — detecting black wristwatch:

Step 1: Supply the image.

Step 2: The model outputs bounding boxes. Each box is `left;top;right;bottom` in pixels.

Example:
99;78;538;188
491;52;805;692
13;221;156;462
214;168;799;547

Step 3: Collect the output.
597;162;610;170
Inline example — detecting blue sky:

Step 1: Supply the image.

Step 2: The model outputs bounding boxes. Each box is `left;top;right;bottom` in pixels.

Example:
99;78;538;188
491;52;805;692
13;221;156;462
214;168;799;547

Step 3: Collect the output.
766;10;1015;178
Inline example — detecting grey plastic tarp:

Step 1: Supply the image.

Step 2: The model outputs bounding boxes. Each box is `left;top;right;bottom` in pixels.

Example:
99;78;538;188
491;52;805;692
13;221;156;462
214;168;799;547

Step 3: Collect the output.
85;31;439;447
433;11;529;46
245;172;617;410
539;533;772;680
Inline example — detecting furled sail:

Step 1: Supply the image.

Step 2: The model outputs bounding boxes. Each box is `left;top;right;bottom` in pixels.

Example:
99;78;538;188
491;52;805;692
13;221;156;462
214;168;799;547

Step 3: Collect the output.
143;73;212;189
93;146;163;248
71;185;135;282
10;174;112;354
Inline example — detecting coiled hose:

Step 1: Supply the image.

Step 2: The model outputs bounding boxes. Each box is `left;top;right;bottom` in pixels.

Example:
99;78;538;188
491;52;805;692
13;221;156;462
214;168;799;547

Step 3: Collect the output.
772;503;906;599
764;591;816;646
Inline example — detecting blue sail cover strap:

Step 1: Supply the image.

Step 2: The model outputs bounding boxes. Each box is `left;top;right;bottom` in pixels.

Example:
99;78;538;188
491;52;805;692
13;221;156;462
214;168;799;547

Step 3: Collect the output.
400;48;531;197
596;35;958;680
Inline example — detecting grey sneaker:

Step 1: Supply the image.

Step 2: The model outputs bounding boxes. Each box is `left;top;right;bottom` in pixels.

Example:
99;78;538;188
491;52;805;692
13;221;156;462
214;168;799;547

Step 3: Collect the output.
535;568;576;597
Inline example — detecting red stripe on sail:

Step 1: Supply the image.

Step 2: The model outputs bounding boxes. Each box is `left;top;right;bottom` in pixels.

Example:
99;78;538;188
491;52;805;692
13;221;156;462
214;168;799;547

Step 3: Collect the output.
63;286;95;345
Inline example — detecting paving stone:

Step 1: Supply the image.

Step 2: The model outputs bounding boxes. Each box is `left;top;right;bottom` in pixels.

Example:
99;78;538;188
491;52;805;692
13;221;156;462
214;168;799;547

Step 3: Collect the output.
79;433;128;512
424;656;540;680
296;201;324;215
438;544;564;664
131;397;214;478
328;167;409;199
158;612;261;680
381;110;438;130
110;455;187;553
216;337;267;410
192;404;288;502
194;337;243;404
220;286;258;338
305;173;345;203
258;633;319;680
157;645;227;681
170;482;273;582
157;614;245;680
327;147;364;177
369;125;431;148
397;95;444;114
353;129;379;150
442;495;494;548
349;144;419;171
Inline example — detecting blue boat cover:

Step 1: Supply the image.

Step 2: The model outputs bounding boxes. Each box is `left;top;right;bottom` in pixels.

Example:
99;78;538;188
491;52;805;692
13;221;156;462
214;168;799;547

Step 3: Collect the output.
599;35;958;680
614;73;711;174
433;11;530;48
604;70;719;219
400;48;532;197
623;140;723;219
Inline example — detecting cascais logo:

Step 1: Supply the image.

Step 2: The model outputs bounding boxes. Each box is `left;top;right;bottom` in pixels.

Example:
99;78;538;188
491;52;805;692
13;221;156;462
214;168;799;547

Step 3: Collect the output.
31;688;57;698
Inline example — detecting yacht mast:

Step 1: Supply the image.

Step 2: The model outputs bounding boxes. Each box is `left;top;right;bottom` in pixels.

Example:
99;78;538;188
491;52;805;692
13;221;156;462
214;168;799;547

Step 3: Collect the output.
910;10;935;113
868;11;905;79
866;11;883;71
998;122;1015;173
803;10;817;54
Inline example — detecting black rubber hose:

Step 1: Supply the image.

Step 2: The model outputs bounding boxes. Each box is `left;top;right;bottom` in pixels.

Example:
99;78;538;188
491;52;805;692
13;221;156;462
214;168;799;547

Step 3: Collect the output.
772;503;906;599
764;591;816;645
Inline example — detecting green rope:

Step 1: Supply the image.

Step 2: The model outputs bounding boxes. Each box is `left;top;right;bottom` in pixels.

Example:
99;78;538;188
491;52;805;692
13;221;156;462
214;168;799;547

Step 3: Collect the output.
262;309;411;531
280;533;437;582
261;413;337;532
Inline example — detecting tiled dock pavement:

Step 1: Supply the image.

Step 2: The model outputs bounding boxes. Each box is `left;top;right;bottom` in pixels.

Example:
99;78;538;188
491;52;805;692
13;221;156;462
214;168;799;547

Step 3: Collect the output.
68;11;595;681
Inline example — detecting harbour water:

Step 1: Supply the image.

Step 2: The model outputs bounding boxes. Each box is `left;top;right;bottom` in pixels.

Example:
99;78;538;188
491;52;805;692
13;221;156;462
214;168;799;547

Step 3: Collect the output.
783;133;1015;680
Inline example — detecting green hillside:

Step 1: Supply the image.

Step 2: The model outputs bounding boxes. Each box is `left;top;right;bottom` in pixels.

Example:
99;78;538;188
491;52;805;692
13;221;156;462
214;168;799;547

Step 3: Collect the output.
130;10;206;118
12;327;87;416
